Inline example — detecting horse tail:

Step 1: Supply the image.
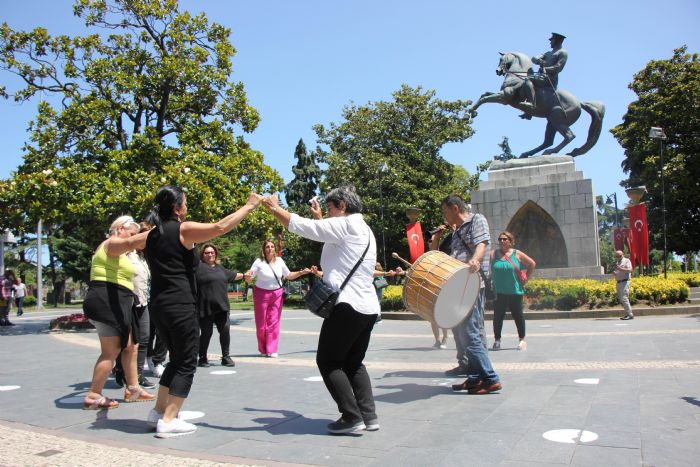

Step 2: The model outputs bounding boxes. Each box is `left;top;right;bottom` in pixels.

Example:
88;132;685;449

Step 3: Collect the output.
569;101;605;157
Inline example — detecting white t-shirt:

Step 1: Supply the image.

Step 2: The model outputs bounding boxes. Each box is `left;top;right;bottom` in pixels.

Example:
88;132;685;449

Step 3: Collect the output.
250;257;290;290
13;283;27;298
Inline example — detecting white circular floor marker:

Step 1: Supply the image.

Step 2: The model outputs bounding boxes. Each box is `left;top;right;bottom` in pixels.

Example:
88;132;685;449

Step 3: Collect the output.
574;378;600;385
0;385;21;391
543;429;598;444
179;410;205;421
210;370;236;375
614;323;629;326
303;376;323;382
539;325;553;328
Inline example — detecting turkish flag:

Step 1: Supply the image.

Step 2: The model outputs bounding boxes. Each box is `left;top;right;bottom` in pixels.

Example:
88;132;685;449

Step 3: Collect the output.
613;228;625;251
628;203;649;266
406;222;425;263
624;228;636;269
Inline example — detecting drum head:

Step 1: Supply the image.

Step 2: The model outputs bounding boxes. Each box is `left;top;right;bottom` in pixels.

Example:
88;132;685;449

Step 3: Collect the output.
433;268;480;328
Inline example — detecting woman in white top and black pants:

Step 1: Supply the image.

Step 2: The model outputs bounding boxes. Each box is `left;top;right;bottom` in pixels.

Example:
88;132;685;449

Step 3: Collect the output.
263;185;380;435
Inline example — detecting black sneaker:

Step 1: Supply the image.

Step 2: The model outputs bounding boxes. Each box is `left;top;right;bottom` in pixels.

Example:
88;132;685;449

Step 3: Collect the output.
3;320;15;326
139;376;156;389
221;356;236;367
327;417;366;434
197;359;210;368
620;315;634;320
444;365;468;377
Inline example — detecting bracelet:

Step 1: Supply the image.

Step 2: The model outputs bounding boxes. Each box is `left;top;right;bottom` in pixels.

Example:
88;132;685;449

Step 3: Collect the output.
271;206;278;212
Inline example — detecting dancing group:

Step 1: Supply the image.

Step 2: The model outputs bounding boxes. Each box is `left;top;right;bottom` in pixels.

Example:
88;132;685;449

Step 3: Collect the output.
81;183;535;438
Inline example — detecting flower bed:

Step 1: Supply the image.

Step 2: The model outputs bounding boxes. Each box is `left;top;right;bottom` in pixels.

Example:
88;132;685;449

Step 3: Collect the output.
50;313;94;330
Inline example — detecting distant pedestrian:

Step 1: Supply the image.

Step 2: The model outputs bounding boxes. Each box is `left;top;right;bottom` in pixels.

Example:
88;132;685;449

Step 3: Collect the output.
1;270;16;326
13;277;27;317
490;231;536;350
614;250;634;320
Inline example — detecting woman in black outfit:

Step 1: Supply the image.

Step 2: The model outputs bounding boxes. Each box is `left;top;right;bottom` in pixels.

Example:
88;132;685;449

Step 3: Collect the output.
196;243;243;367
145;186;262;438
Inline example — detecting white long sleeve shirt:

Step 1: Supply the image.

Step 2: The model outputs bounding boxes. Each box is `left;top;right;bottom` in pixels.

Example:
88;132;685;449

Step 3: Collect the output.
288;212;380;315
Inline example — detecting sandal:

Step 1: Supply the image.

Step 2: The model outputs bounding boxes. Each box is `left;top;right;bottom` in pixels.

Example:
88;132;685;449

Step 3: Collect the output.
83;395;119;410
125;385;156;403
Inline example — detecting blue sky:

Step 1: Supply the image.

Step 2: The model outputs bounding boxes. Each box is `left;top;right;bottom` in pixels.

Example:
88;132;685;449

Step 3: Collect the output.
1;0;699;210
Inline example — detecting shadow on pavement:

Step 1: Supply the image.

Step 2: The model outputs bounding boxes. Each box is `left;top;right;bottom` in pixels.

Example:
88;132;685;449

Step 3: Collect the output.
374;383;448;403
681;396;700;408
196;408;342;436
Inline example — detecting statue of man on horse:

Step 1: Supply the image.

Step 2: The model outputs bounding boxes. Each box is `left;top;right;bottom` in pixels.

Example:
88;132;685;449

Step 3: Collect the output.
469;34;604;158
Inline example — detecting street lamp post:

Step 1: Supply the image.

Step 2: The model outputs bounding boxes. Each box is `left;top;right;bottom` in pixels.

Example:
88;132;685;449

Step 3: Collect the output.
605;193;620;228
378;162;389;268
649;126;668;279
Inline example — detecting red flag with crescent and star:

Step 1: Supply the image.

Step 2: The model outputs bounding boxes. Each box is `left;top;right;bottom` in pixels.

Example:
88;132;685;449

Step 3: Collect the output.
628;203;649;266
613;228;626;251
624;228;636;269
406;222;425;263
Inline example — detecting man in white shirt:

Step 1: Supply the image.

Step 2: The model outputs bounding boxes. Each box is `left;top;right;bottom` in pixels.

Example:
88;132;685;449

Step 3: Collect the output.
614;250;634;320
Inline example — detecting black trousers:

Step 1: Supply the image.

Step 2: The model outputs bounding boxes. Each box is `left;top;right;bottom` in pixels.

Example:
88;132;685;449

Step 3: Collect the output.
198;310;231;360
316;302;377;423
147;311;168;365
114;305;150;376
151;303;199;398
493;293;526;340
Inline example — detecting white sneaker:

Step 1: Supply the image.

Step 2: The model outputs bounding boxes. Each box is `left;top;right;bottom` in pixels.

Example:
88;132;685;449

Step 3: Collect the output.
432;341;441;349
153;363;165;378
492;340;501;350
439;343;447;350
156;418;197;438
147;408;162;428
269;352;278;358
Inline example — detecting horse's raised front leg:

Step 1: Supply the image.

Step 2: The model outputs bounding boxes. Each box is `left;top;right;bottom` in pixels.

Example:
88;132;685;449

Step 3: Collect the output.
469;91;509;116
519;121;557;158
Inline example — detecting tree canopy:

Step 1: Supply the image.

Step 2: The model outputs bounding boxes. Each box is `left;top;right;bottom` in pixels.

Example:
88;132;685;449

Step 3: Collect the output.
611;46;700;255
0;0;282;282
314;84;475;266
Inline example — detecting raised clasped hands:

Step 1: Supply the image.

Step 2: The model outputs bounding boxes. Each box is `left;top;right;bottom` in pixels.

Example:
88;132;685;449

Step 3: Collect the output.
247;193;264;208
262;194;280;212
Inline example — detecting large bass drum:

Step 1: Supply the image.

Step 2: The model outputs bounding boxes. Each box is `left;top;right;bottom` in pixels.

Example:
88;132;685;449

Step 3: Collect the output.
402;251;481;328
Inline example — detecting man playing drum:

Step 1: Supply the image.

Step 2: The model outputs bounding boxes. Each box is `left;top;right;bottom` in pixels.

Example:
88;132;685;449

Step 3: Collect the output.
435;195;501;394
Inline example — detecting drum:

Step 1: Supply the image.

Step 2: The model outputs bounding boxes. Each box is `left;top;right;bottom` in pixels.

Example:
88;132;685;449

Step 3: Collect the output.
402;250;481;328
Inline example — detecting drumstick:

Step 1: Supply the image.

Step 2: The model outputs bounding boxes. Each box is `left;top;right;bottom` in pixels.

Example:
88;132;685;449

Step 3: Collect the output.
391;252;412;268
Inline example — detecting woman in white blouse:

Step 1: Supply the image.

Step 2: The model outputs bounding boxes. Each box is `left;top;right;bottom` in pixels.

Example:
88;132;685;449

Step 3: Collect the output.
262;185;380;435
246;239;312;358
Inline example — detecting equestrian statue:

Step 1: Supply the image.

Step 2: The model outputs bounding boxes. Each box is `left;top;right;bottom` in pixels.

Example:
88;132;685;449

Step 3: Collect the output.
469;33;605;158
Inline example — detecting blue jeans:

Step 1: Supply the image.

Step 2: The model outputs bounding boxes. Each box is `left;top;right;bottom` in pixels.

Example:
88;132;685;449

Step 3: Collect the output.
454;289;499;385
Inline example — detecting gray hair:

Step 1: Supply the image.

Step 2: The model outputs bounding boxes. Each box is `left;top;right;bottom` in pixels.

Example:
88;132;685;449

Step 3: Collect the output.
325;185;363;214
441;194;470;213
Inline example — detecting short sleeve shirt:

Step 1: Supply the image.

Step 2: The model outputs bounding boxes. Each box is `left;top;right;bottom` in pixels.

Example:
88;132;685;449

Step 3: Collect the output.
450;213;491;277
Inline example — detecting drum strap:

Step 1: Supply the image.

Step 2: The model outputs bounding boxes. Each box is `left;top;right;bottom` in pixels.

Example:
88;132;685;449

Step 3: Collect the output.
454;219;491;287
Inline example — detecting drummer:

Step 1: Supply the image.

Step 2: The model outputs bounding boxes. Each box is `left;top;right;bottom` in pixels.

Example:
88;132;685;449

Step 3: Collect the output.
433;195;501;394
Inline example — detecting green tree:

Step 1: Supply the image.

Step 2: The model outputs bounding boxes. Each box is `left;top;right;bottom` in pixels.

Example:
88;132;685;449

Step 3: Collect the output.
314;85;474;267
284;138;321;208
0;0;282;283
610;46;700;256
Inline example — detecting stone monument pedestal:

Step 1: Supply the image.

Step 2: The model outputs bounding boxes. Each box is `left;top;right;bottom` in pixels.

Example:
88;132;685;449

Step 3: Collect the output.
471;155;604;280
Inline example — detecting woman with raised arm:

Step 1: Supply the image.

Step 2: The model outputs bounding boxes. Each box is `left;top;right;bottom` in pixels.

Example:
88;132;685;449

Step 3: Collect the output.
82;216;153;410
145;186;262;438
263;185;381;435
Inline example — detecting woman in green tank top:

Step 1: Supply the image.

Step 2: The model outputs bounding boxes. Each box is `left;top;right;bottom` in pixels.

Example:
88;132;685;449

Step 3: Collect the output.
490;231;536;351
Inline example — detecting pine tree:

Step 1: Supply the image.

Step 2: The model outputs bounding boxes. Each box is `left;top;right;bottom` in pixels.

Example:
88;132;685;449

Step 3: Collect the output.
284;139;321;209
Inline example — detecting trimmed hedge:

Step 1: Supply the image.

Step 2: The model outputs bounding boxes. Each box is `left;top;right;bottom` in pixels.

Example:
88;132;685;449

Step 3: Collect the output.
381;276;691;312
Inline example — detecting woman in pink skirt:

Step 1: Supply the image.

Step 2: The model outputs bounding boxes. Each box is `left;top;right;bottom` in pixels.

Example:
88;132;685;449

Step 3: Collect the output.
246;239;313;357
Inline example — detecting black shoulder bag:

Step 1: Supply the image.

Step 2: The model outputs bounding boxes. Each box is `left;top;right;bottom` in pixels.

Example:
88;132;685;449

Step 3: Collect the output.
454;215;495;300
305;230;371;319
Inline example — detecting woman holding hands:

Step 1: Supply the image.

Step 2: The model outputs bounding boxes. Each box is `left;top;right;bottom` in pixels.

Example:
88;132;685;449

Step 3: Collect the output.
246;239;314;358
262;186;381;435
145;186;262;438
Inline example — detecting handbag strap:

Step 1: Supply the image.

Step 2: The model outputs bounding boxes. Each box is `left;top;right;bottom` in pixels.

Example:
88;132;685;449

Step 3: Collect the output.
337;226;371;292
502;249;522;275
266;260;285;289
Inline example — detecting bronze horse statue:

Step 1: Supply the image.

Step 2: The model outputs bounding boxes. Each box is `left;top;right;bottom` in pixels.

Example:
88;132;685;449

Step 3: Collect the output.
469;52;605;158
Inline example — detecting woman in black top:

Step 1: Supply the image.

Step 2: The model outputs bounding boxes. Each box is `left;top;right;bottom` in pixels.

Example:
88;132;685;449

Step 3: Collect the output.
145;186;262;438
196;244;243;368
